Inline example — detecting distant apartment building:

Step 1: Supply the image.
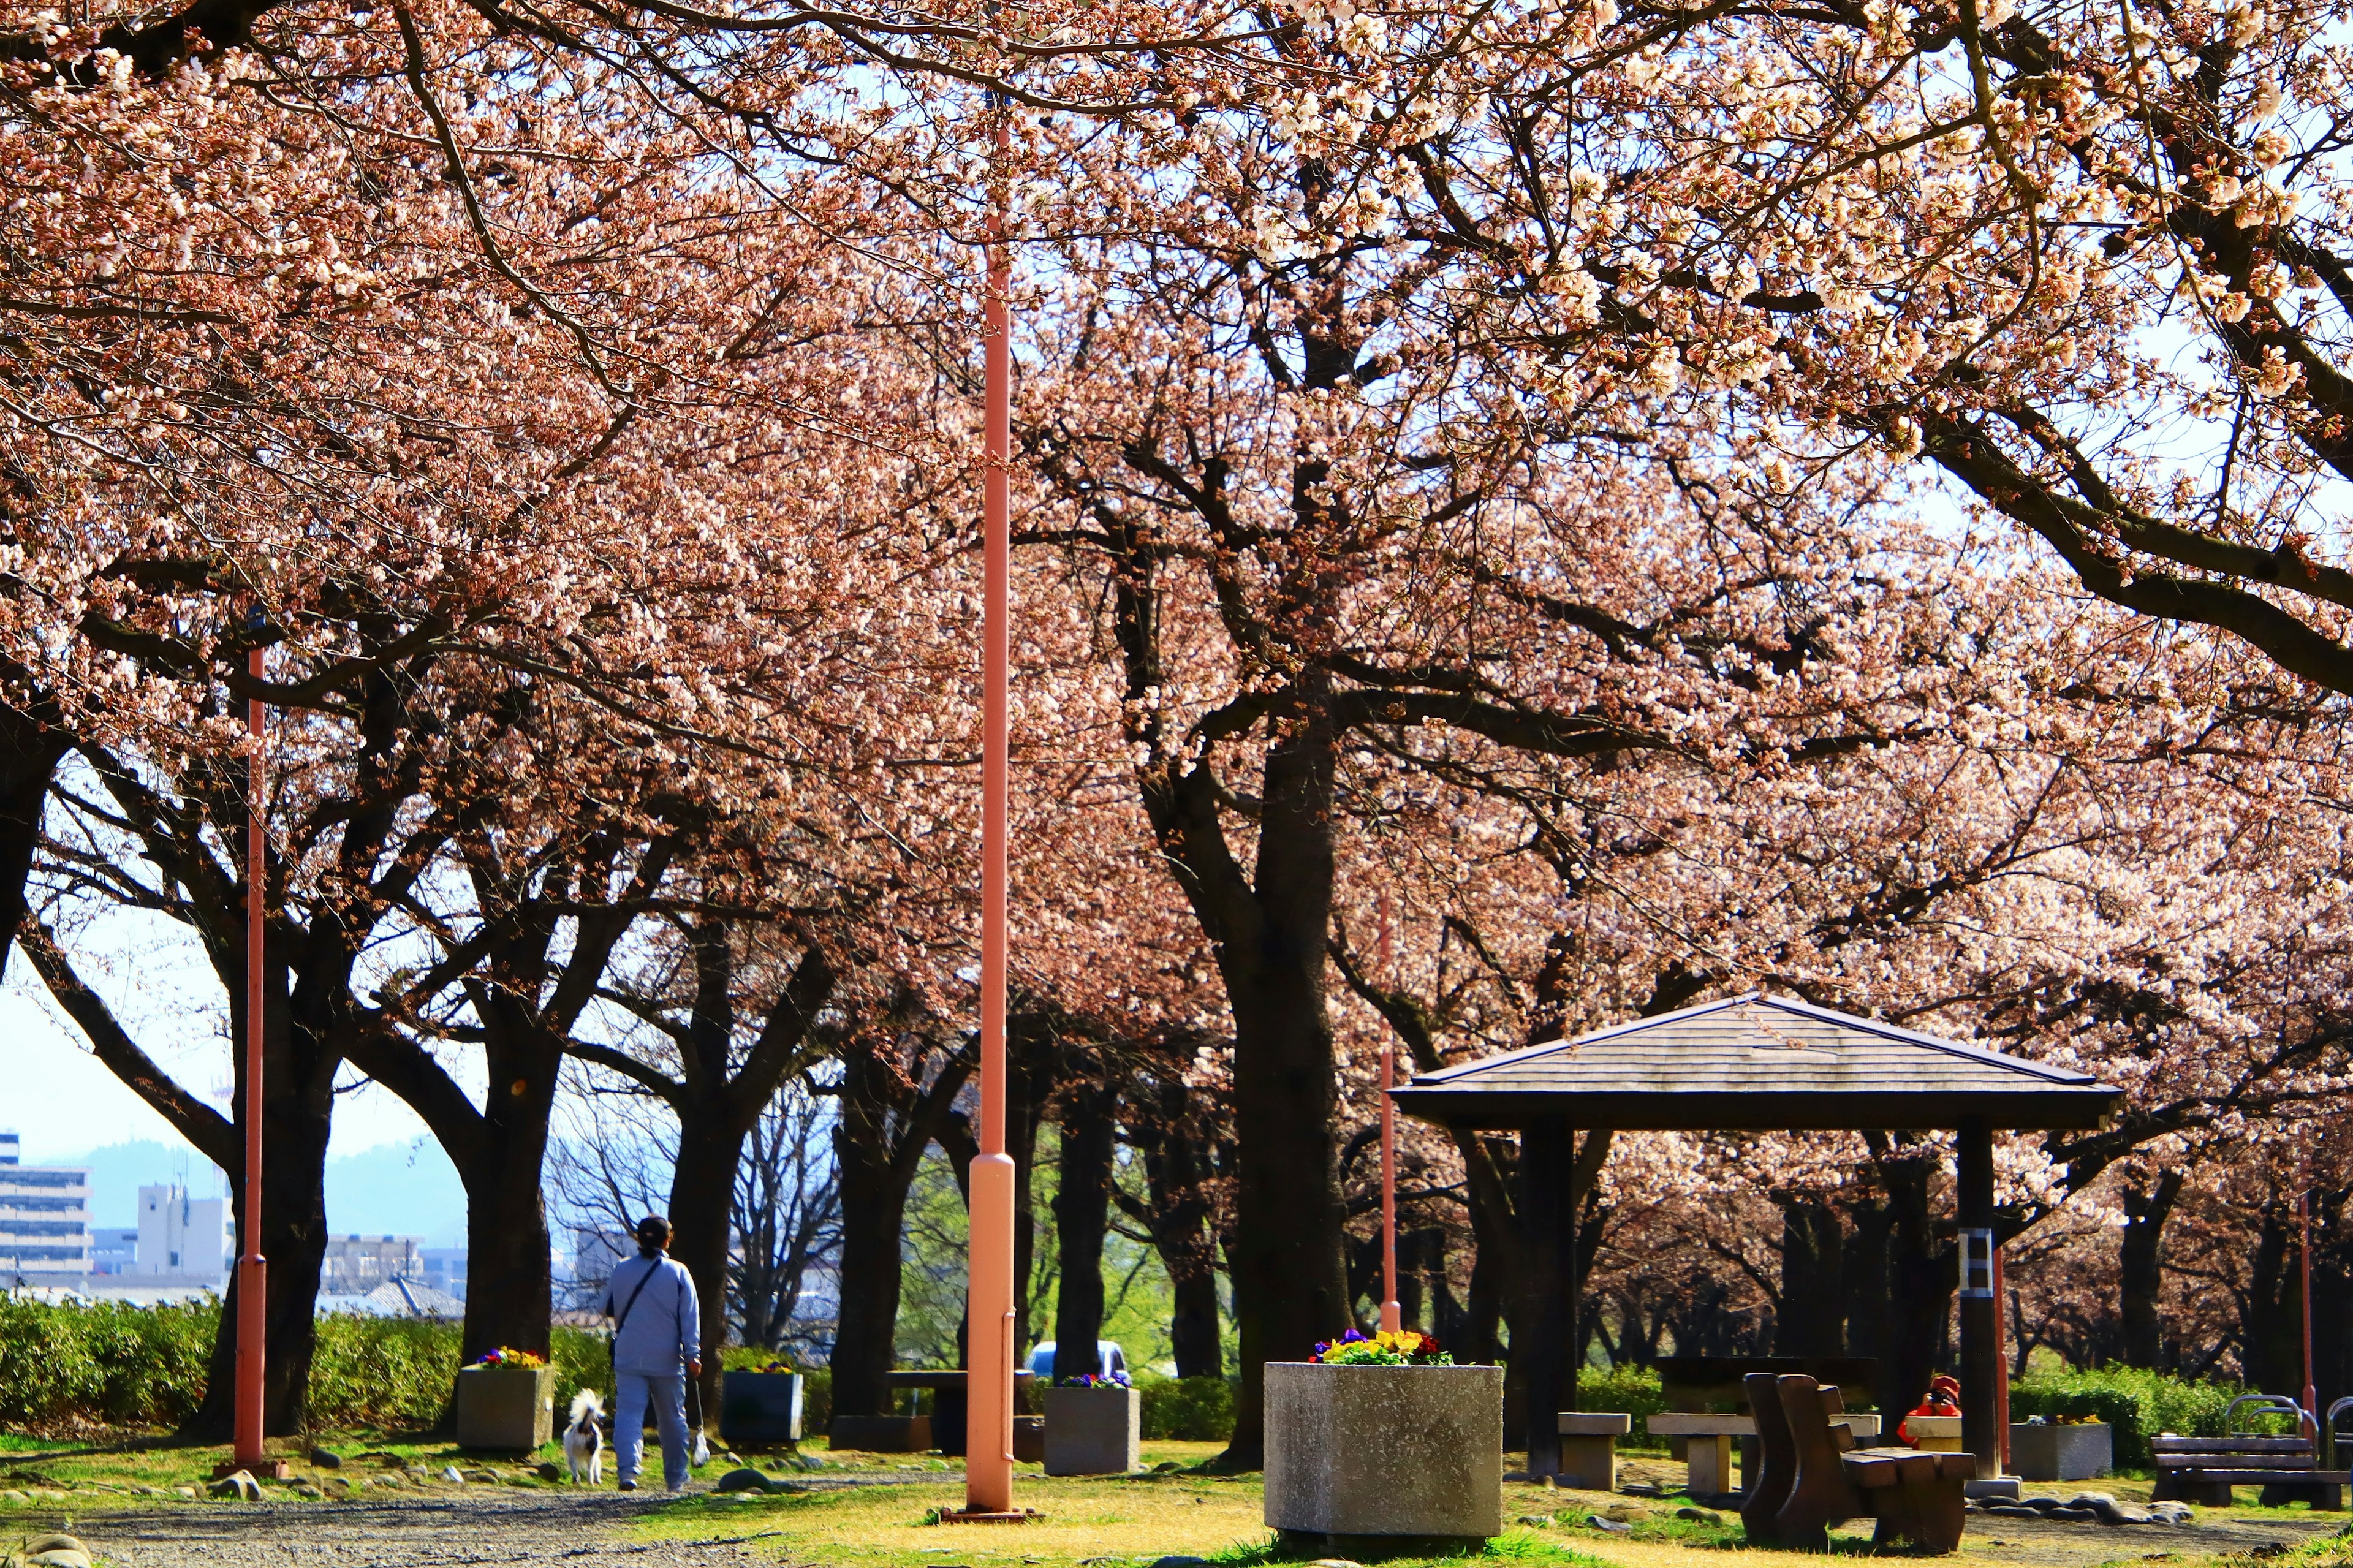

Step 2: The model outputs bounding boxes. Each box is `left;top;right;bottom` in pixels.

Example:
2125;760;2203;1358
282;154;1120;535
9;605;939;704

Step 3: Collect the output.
419;1248;468;1301
133;1185;229;1284
0;1133;92;1281
90;1228;138;1275
570;1227;631;1295
319;1235;422;1295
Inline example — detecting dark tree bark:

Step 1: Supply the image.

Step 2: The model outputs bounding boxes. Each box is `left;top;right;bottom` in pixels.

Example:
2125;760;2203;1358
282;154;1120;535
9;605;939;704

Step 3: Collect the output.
1118;1066;1228;1379
1870;1138;1955;1420
1775;1199;1846;1357
822;1017;974;1422
0;691;70;983
2241;1200;2305;1399
1050;1079;1117;1382
1006;1013;1059;1359
2118;1170;2186;1369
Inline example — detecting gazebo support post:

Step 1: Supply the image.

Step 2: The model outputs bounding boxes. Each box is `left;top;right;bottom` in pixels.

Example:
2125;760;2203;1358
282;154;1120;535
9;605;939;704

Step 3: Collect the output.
1956;1118;1998;1480
1518;1115;1578;1477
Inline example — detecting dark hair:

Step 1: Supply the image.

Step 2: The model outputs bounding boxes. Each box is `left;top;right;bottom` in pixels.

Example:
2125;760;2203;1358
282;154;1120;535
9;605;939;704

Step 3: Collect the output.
635;1214;671;1255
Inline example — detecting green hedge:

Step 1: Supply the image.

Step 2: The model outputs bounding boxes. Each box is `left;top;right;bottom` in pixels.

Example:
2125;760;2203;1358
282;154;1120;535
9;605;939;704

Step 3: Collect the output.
2009;1366;2243;1468
1579;1365;1671;1449
1139;1375;1235;1441
0;1298;610;1435
0;1296;217;1430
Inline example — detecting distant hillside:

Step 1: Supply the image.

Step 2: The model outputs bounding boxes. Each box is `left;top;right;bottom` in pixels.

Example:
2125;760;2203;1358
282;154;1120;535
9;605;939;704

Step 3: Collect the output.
37;1137;467;1245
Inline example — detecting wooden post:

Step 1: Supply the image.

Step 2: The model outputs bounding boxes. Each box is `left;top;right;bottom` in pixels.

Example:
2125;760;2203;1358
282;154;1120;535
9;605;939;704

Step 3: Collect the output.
1519;1116;1575;1477
1956;1119;1998;1481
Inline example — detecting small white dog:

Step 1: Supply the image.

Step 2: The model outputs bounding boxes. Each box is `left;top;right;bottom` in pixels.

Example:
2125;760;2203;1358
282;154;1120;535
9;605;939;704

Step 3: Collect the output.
563;1389;605;1485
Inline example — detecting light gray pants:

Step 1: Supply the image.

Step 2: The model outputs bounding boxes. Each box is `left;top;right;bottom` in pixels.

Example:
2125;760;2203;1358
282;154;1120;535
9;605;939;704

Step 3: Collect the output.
614;1371;689;1490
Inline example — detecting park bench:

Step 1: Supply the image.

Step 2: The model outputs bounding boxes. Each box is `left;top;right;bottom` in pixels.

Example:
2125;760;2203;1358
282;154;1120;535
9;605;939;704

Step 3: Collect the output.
1647;1410;1881;1498
1741;1373;1972;1553
2152;1394;2346;1509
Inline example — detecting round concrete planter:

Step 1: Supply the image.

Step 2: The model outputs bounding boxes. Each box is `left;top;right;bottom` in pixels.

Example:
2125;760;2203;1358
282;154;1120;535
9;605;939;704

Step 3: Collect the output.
1264;1362;1502;1546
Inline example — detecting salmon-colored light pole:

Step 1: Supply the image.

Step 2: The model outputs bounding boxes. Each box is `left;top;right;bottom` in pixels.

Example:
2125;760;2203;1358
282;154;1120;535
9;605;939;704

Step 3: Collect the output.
1378;895;1400;1334
961;96;1018;1520
2302;1181;2317;1437
234;639;268;1472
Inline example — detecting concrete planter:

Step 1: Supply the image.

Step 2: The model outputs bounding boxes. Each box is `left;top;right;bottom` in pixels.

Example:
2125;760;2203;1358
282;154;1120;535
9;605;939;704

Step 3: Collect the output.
1264;1362;1502;1545
1904;1414;1963;1452
1043;1385;1139;1475
455;1365;554;1452
2009;1422;2111;1482
719;1372;805;1447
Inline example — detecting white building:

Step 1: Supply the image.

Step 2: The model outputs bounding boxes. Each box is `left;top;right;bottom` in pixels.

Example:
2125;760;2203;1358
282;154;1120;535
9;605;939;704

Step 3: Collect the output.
319;1235;422;1295
0;1134;92;1282
133;1185;229;1284
90;1228;138;1274
570;1227;631;1295
419;1247;468;1301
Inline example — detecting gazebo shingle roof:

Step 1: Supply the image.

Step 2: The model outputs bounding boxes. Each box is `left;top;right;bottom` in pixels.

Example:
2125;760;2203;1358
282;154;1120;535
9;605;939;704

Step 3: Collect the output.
1389;991;2121;1131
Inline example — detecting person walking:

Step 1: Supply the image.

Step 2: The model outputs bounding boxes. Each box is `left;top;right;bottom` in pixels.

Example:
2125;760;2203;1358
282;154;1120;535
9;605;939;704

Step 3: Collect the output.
603;1214;701;1492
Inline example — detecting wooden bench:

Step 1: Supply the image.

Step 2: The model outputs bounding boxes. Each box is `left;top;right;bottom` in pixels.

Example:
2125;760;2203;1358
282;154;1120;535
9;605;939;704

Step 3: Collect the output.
1648;1411;1882;1498
1741;1373;1972;1552
2153;1395;2346;1509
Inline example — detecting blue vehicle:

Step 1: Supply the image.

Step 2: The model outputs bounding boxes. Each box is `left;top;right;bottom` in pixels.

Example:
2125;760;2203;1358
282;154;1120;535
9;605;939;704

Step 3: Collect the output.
1026;1339;1127;1380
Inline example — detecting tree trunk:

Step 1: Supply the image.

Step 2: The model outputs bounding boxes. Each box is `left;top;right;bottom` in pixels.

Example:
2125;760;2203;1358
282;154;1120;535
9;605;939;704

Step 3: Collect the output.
668;1095;748;1418
2242;1200;2302;1398
2118;1170;2185;1368
1127;1073;1225;1379
1050;1082;1116;1381
0;694;69;983
1875;1145;1952;1420
823;1031;973;1422
1007;1023;1053;1360
181;955;343;1439
1775;1199;1846;1357
1214;684;1352;1469
829;1086;918;1420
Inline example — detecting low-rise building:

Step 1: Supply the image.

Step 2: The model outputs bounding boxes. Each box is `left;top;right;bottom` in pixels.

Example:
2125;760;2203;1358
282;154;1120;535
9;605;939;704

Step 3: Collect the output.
134;1185;228;1284
90;1227;138;1275
319;1235;422;1295
419;1247;468;1301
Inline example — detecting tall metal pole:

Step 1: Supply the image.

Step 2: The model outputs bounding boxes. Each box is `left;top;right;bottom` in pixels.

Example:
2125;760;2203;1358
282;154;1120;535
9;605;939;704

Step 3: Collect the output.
234;643;268;1472
1377;894;1400;1334
2302;1181;2317;1436
961;97;1018;1520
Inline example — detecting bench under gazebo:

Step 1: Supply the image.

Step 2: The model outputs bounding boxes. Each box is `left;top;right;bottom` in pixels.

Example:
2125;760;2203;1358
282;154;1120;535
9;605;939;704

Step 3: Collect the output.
1387;991;2123;1484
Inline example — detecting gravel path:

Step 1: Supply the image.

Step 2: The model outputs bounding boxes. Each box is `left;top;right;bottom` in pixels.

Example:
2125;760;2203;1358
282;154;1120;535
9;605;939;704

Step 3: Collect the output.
52;1487;861;1568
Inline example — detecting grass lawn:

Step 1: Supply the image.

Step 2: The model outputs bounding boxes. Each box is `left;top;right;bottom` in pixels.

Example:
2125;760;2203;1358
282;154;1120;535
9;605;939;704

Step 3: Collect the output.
0;1428;2346;1568
633;1443;2353;1568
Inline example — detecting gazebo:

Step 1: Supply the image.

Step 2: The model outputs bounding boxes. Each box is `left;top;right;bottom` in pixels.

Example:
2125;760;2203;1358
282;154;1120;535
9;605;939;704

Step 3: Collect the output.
1388;991;2123;1480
